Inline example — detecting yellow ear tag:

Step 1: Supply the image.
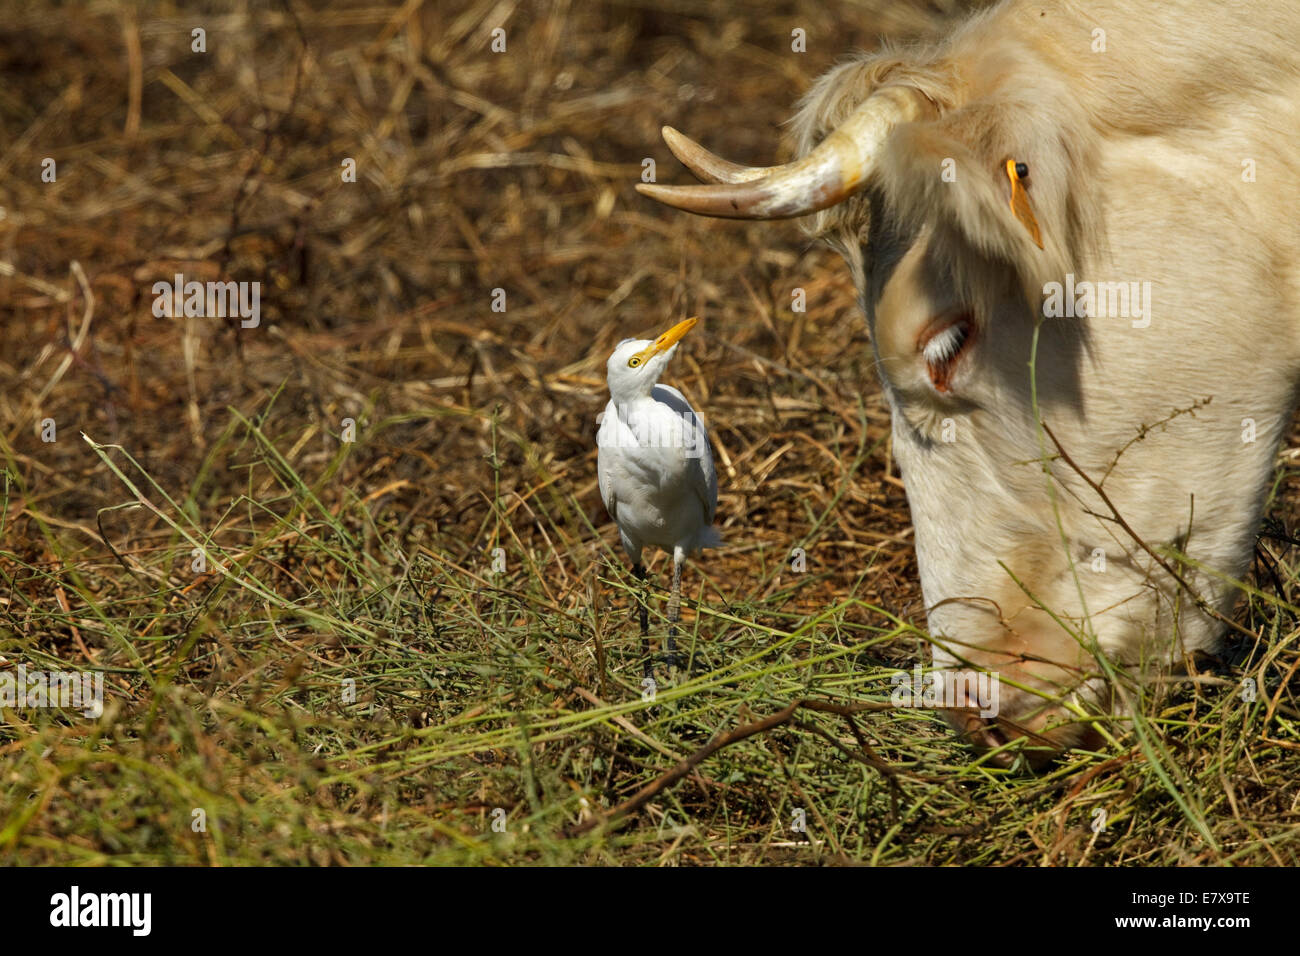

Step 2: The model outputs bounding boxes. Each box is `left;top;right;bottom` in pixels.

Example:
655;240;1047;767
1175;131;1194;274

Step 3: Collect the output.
1005;159;1044;249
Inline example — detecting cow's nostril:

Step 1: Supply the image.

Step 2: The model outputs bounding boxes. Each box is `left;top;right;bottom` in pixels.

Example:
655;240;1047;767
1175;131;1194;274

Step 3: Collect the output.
950;710;1005;749
981;723;1008;748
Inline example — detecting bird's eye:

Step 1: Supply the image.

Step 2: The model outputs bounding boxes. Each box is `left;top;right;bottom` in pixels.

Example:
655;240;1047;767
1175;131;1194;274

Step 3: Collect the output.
628;357;641;368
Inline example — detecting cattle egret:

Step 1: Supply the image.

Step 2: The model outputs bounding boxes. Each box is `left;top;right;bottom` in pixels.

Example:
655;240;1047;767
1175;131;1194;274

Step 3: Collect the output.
597;317;719;677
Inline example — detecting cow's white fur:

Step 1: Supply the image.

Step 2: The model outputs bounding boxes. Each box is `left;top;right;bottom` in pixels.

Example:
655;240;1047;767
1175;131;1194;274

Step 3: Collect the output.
791;0;1300;759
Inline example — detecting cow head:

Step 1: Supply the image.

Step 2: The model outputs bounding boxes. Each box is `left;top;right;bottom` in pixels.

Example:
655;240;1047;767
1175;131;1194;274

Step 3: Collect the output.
638;17;1300;765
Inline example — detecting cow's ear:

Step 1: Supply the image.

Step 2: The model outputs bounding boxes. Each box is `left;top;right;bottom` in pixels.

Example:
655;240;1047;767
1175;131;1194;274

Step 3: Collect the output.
877;120;1043;258
875;110;1094;315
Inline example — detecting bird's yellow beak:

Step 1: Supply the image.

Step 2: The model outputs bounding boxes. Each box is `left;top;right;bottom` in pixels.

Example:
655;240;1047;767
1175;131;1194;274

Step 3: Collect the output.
637;317;698;363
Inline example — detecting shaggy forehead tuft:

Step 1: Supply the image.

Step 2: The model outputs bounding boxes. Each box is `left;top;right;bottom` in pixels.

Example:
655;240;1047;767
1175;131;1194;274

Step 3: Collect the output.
785;19;1107;315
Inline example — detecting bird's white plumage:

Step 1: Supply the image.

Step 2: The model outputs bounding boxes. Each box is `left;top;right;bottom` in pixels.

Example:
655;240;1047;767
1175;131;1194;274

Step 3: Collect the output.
597;324;719;567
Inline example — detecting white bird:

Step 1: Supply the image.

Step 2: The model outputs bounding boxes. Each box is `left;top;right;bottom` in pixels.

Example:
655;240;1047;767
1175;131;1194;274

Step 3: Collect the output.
597;316;719;676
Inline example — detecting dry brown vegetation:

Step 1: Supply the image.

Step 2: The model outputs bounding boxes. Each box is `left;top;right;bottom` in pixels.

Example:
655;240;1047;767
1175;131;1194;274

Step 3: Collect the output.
0;0;1297;865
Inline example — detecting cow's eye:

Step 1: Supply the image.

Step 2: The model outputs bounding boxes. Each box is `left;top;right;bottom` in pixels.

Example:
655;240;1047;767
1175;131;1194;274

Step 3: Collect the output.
919;313;974;392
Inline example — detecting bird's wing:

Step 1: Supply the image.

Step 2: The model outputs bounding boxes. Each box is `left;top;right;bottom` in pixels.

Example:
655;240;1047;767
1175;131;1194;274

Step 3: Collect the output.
596;401;618;522
653;384;718;523
695;426;719;524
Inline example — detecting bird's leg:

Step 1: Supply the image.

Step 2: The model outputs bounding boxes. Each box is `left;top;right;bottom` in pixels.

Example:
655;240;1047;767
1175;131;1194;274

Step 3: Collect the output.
666;554;681;672
633;563;651;679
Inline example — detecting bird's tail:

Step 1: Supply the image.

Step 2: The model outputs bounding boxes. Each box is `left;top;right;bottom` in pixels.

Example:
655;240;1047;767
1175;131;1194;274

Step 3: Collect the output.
694;526;723;553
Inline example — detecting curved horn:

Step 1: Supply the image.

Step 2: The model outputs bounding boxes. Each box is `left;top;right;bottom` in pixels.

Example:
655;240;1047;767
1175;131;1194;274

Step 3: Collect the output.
661;126;770;184
636;86;934;220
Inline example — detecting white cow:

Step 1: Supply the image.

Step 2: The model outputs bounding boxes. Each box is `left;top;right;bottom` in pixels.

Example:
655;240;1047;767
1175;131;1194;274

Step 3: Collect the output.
637;0;1300;763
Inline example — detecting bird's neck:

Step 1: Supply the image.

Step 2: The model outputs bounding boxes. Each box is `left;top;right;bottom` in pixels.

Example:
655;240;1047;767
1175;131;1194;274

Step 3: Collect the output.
610;386;657;407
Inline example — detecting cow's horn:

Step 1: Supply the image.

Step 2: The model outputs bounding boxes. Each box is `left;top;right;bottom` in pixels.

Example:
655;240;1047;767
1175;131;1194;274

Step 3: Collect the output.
636;86;934;219
660;126;770;184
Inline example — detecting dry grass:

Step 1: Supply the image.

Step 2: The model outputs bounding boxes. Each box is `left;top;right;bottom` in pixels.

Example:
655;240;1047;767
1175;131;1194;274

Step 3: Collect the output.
0;0;1296;865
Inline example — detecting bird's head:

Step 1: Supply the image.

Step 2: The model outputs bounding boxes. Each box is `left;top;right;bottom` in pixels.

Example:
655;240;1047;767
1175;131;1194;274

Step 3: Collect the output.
605;317;697;401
